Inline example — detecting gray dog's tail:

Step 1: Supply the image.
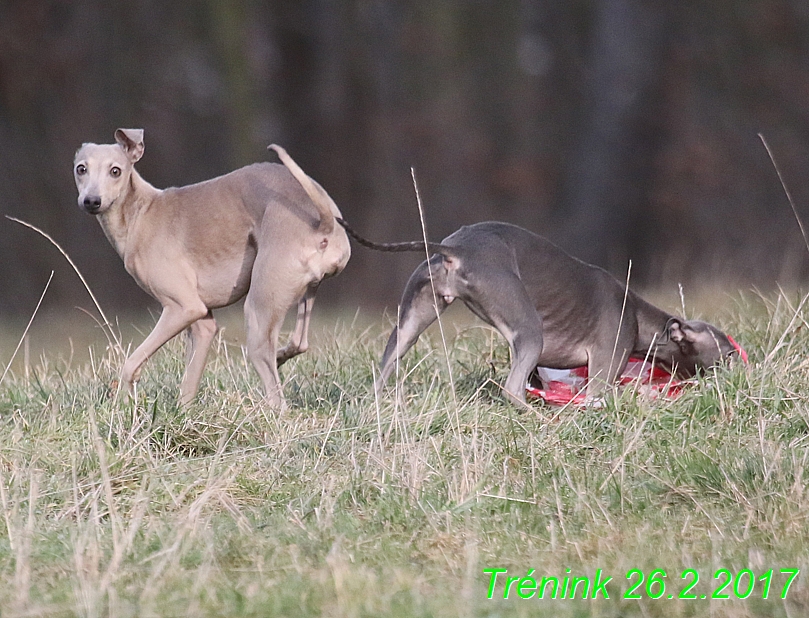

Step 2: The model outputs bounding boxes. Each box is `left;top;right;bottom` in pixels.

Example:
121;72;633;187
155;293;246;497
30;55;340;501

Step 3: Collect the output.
336;217;456;257
269;144;335;235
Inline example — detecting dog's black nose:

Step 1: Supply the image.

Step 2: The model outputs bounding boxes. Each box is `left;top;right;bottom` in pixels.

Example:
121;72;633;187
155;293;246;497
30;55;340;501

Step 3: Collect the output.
83;196;102;214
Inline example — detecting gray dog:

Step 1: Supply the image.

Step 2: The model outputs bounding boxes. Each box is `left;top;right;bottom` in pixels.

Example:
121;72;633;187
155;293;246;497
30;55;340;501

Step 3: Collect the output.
339;219;739;405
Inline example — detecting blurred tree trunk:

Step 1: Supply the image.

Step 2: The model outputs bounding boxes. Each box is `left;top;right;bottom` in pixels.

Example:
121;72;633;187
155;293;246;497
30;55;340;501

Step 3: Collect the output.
555;0;666;272
209;0;255;168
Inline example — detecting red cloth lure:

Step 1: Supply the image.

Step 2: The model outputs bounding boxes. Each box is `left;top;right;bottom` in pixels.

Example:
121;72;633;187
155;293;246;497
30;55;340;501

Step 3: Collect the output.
526;336;748;406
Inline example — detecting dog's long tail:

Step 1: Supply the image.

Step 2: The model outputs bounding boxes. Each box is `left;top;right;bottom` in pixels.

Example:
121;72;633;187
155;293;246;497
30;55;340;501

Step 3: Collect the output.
336;217;456;257
268;144;335;235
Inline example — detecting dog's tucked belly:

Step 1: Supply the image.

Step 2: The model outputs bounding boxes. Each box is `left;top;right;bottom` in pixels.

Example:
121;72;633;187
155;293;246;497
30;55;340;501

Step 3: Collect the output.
536;333;591;369
195;250;256;308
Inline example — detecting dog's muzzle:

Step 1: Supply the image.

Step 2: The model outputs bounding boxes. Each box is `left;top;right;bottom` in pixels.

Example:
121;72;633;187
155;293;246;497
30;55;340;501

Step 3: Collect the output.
82;196;102;215
727;335;748;364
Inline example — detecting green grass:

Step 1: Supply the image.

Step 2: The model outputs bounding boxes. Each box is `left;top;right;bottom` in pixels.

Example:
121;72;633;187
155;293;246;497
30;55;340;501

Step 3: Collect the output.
0;291;808;616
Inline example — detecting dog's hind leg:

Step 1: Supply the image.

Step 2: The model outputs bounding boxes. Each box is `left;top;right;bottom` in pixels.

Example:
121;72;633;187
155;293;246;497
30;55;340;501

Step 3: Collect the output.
465;272;543;406
277;285;317;366
180;311;218;405
501;327;544;406
244;298;286;409
244;249;311;408
376;256;451;394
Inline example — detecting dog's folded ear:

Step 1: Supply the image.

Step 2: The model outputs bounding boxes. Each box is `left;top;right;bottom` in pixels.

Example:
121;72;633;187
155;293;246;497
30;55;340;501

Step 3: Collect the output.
114;128;145;163
667;318;695;343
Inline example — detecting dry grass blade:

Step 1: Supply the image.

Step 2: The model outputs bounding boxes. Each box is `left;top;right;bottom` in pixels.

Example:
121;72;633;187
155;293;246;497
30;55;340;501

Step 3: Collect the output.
608;260;632;386
6;216;122;352
758;133;809;256
12;471;38;613
410;168;457;408
410;168;469;494
0;270;53;387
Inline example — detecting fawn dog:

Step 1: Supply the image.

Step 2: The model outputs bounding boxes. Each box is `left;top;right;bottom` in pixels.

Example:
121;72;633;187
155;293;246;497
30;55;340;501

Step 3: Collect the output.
74;129;350;407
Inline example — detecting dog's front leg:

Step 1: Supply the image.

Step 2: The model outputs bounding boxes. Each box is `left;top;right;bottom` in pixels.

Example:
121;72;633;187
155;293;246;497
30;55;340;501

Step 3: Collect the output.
585;347;631;398
585;314;638;398
122;303;209;398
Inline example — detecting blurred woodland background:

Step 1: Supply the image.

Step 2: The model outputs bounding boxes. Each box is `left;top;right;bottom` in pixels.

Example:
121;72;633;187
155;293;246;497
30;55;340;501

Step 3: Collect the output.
2;0;809;320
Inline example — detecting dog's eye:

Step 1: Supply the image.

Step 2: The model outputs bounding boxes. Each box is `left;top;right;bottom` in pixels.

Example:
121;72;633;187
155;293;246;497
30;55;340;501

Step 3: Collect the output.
75;164;87;176
110;166;121;178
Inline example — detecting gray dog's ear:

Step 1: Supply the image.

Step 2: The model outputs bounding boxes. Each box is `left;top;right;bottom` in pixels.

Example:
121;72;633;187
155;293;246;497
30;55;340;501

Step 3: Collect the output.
667;318;694;343
114;128;145;163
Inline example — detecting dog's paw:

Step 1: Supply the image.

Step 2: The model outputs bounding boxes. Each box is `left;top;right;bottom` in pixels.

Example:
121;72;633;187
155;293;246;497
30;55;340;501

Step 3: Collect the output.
105;379;119;399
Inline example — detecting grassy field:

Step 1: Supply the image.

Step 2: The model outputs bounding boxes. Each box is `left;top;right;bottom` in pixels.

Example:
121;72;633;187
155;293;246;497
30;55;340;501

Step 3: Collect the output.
0;290;808;617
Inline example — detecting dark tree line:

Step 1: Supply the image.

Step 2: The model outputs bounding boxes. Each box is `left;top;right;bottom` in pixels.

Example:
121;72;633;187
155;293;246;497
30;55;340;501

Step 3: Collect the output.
1;0;809;319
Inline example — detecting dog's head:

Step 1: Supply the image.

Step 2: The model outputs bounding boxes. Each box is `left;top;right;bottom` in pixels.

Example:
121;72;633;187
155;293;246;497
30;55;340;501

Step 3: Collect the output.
657;318;742;378
73;128;144;215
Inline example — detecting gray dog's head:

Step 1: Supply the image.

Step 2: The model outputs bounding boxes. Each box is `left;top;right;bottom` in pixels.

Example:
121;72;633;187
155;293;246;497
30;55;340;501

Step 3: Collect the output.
657;319;741;378
73;128;144;215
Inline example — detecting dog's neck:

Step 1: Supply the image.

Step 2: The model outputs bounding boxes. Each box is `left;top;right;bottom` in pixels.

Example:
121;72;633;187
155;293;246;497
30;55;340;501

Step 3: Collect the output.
97;167;160;259
632;292;678;356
